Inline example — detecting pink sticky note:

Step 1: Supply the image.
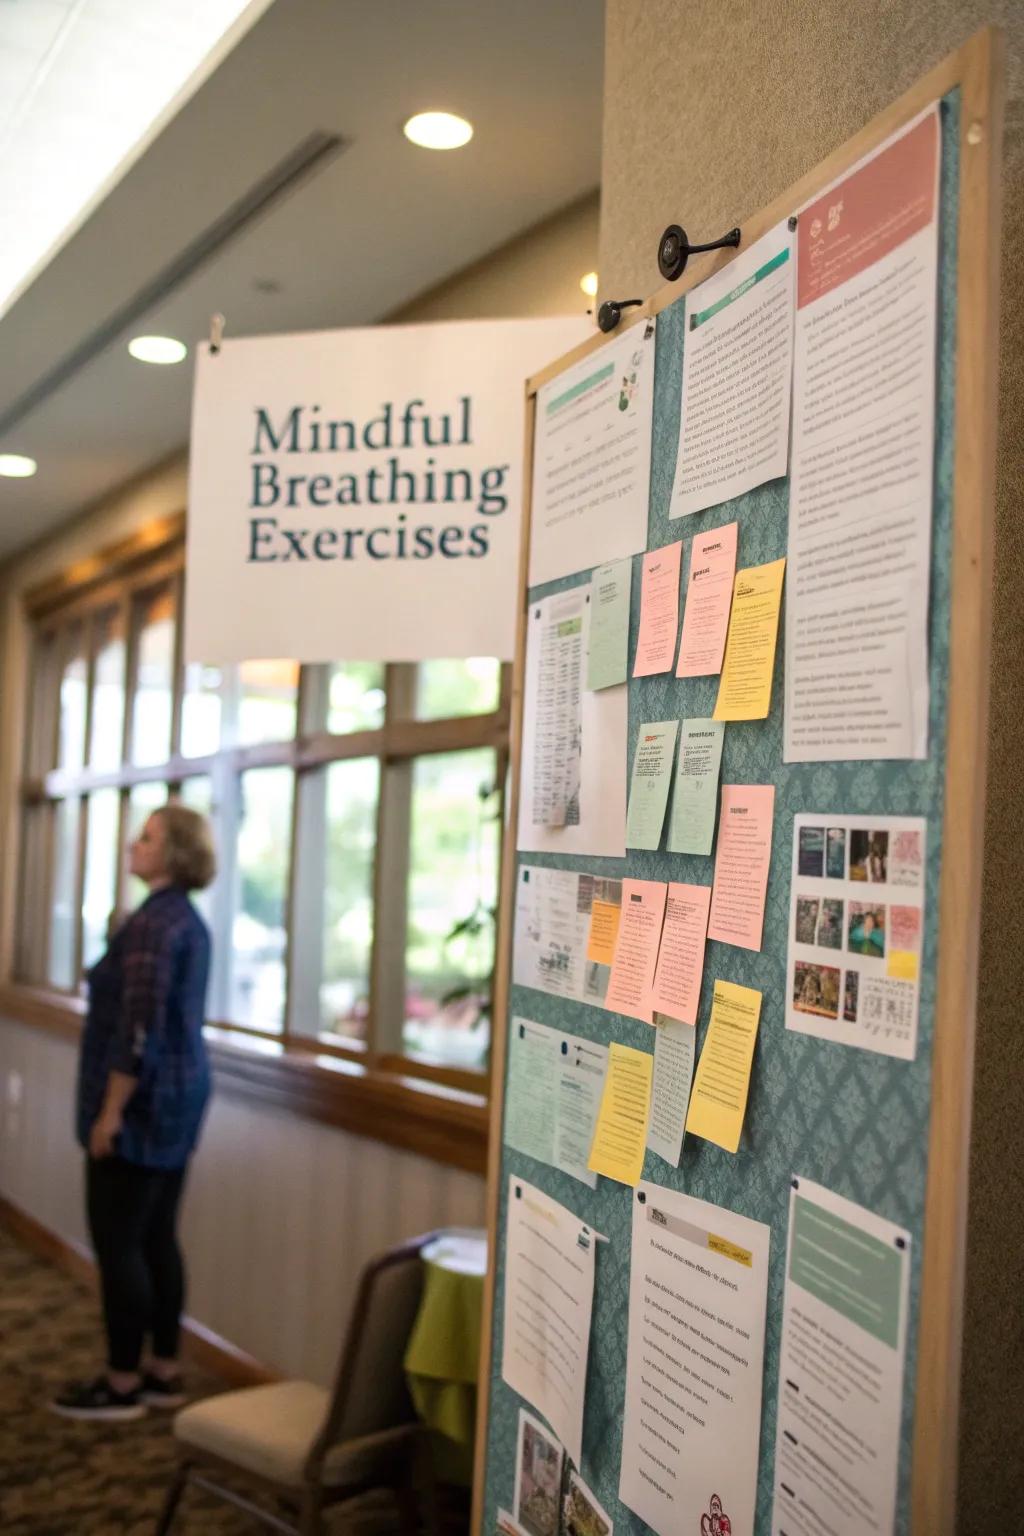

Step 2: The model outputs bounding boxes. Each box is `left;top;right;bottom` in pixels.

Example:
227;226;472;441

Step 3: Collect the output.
650;883;712;1025
676;521;738;677
708;785;776;951
633;541;683;677
605;879;668;1023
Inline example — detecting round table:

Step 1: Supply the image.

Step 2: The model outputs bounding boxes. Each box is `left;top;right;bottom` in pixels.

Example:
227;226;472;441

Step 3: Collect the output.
404;1228;487;1485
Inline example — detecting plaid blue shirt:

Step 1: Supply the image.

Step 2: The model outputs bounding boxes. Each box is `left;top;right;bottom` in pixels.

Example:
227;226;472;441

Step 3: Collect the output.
77;886;212;1169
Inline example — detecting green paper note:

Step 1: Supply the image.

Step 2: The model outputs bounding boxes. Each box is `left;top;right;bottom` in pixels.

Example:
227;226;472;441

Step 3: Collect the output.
625;720;679;850
504;1018;557;1165
667;718;725;855
586;558;632;690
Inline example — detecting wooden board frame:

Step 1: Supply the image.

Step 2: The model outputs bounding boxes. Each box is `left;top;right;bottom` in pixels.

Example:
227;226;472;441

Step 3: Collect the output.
472;26;1003;1536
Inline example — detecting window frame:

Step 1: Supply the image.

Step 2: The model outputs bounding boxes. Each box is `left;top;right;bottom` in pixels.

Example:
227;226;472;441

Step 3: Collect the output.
10;514;503;1164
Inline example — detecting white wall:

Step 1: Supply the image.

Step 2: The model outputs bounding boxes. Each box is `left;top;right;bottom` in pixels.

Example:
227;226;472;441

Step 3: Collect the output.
0;1014;485;1381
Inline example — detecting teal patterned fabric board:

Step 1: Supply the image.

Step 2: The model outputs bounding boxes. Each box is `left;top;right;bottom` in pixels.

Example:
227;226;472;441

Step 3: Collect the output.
484;93;960;1536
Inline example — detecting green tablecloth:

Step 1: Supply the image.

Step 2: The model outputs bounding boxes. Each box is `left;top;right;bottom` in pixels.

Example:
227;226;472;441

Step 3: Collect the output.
405;1230;487;1485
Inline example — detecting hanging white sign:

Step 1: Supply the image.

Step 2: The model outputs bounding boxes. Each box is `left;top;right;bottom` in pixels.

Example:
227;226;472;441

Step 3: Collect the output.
185;315;589;663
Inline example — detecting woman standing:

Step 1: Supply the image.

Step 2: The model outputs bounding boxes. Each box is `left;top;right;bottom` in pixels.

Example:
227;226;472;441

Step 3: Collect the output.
52;804;216;1422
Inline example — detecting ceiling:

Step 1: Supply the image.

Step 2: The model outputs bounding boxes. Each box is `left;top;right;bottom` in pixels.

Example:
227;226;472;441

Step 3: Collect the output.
0;0;272;318
0;0;603;562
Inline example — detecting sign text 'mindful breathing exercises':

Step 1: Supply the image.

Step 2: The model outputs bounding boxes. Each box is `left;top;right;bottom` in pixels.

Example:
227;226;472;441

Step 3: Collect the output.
247;395;509;563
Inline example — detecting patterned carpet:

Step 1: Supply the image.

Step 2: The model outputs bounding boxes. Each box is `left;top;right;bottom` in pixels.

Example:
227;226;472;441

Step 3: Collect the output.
0;1225;402;1535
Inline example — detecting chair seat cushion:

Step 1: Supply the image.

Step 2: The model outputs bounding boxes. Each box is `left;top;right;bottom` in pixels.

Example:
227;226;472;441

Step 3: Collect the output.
175;1382;419;1491
175;1381;329;1487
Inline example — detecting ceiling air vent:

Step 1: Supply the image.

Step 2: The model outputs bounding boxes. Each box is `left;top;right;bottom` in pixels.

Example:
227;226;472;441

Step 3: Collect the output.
0;130;346;439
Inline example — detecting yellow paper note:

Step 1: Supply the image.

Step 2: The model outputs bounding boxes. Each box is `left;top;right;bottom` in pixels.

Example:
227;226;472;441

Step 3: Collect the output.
588;1042;653;1186
713;557;786;721
685;979;762;1153
587;899;622;965
888;949;919;982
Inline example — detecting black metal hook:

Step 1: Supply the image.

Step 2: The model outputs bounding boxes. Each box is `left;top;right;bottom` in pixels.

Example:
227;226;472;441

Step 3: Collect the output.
597;297;643;334
657;224;741;283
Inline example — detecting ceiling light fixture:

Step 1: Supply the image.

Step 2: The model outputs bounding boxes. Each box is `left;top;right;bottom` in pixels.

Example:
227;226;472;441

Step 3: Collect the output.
128;335;188;365
580;271;599;298
0;454;37;478
403;111;473;151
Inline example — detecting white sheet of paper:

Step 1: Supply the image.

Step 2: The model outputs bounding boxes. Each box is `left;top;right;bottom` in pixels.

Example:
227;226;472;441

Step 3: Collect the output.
787;812;926;1061
503;1177;596;1468
530;323;655;587
785;108;940;762
554;1034;609;1188
513;866;622;1008
513;866;591;1002
772;1177;910;1536
671;222;795;518
519;590;628;857
620;1183;769;1536
504;1017;608;1190
646;1017;696;1167
525;588;584;828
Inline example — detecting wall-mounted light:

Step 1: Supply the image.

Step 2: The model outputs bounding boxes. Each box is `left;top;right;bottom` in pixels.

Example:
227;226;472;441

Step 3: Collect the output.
0;454;37;478
580;272;599;298
128;335;188;365
403;111;473;150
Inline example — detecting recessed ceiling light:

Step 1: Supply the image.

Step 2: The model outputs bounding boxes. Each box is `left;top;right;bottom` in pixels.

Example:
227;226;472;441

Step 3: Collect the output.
128;335;188;365
403;111;473;151
580;271;599;298
0;454;37;478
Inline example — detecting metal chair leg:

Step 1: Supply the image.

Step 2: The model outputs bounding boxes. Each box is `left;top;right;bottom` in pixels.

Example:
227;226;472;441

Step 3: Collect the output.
413;1432;440;1536
395;1478;420;1536
154;1461;190;1535
298;1488;323;1536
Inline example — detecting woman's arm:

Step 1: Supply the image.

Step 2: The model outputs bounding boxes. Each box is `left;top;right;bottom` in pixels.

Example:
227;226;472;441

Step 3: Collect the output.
89;1071;139;1158
90;910;174;1159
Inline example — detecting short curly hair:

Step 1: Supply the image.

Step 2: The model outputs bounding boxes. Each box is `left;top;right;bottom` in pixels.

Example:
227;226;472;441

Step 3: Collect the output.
155;804;217;892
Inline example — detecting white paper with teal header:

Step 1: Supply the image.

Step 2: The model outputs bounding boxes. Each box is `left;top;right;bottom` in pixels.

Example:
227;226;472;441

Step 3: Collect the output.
772;1176;910;1536
530;322;655;587
671;221;795;518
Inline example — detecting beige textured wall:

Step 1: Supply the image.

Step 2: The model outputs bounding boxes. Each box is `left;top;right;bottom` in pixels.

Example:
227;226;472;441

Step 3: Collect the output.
390;191;598;323
600;6;1022;1530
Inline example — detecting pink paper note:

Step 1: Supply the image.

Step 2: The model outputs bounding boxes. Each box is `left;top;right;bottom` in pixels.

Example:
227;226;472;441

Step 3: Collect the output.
633;541;683;677
605;878;668;1023
676;521;738;677
708;785;775;951
650;883;712;1025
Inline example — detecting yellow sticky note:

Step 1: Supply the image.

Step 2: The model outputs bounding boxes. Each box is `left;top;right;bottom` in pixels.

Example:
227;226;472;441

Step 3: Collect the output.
888;949;919;982
713;557;786;721
587;899;622;965
685;979;762;1153
587;1042;653;1186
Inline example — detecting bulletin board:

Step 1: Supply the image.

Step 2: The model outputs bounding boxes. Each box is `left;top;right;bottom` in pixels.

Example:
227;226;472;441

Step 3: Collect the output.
474;30;1002;1536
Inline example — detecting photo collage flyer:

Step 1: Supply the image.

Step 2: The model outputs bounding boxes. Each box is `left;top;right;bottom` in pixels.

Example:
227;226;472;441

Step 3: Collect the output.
786;813;926;1061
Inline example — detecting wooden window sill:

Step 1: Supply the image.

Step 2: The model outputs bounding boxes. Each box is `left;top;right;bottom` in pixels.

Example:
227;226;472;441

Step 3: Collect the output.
0;985;489;1175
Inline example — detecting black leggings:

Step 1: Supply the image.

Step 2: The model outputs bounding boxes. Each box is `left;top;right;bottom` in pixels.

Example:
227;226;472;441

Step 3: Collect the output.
85;1156;187;1374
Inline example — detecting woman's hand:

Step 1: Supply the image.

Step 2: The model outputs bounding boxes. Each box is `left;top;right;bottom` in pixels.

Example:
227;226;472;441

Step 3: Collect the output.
89;1111;122;1159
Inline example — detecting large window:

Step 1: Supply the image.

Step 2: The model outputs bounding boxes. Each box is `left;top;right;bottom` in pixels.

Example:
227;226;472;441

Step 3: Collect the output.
17;541;508;1083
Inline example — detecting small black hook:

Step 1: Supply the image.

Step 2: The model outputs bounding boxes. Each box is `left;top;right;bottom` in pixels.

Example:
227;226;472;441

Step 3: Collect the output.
657;224;741;283
597;297;643;334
